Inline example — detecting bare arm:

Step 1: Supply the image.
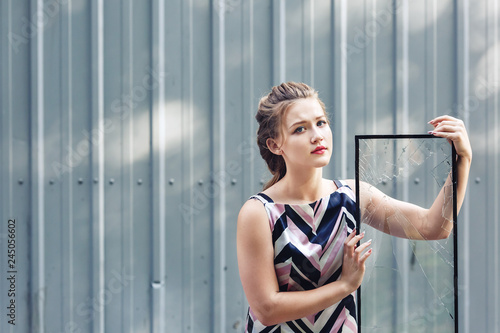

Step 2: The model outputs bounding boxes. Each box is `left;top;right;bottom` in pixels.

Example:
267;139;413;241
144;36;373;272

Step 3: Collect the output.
349;115;472;240
426;115;472;237
236;199;371;326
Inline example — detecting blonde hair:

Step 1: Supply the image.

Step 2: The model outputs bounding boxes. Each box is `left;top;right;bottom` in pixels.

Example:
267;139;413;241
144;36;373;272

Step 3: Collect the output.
256;82;326;190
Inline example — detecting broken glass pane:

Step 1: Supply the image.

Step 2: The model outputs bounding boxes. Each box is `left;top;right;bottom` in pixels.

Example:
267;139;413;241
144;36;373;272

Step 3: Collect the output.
355;135;457;333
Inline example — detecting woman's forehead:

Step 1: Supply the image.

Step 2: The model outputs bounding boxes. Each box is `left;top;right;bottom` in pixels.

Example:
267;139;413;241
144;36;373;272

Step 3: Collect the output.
284;98;325;124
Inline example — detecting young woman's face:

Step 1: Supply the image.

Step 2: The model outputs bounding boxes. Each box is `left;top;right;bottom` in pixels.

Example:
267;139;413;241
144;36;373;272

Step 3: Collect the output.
276;97;333;170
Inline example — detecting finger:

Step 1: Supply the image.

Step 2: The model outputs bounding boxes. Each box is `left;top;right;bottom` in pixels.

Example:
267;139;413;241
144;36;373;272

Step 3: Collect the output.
433;119;465;129
348;228;357;239
430;130;462;142
355;239;372;254
344;229;357;245
429;126;465;141
431;125;461;136
347;231;365;247
428;115;458;125
433;120;460;128
359;248;373;264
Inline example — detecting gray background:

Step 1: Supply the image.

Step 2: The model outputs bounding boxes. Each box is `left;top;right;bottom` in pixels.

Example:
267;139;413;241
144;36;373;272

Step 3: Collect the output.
0;0;498;332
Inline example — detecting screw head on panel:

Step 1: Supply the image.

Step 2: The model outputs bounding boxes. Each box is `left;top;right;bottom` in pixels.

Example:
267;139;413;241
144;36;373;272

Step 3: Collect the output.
169;178;175;185
151;281;163;289
93;178;99;184
109;178;115;185
137;178;143;185
78;178;84;185
18;178;24;185
414;178;420;185
475;177;481;184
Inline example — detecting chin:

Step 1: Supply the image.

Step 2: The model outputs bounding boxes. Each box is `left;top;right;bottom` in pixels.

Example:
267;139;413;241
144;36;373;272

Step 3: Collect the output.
313;159;331;168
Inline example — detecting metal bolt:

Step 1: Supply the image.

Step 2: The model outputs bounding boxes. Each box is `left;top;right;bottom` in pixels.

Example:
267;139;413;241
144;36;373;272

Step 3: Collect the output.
259;179;264;185
198;179;203;186
18;178;24;185
109;178;115;185
78;178;84;185
231;178;237;185
137;178;143;185
151;281;163;289
49;179;55;185
169;178;175;185
475;177;481;184
93;178;99;184
414;178;420;185
381;180;387;185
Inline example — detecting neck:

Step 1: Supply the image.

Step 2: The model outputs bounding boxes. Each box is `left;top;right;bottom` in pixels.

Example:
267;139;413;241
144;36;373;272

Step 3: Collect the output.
278;167;325;202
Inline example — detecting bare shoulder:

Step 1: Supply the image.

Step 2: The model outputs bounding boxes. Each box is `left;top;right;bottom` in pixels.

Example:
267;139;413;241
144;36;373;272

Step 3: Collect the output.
237;198;269;231
342;179;356;191
341;179;373;192
237;197;274;265
340;179;375;208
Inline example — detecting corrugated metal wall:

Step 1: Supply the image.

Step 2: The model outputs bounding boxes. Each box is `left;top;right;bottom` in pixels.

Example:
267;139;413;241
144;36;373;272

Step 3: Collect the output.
0;0;498;332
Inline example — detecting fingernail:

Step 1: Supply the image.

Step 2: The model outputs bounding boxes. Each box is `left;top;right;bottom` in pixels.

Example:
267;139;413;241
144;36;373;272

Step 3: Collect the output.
428;131;434;135
367;239;372;243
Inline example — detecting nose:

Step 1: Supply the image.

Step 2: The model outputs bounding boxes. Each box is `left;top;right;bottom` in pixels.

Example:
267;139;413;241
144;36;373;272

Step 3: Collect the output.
310;126;324;143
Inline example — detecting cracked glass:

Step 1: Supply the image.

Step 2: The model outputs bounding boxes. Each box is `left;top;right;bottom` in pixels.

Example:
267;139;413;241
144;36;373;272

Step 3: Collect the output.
355;135;457;333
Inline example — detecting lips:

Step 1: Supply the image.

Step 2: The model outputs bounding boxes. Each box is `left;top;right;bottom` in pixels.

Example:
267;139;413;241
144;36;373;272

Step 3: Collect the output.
311;146;327;154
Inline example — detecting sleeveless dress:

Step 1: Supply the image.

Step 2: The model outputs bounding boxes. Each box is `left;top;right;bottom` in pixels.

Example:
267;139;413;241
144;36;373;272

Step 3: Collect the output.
245;180;358;333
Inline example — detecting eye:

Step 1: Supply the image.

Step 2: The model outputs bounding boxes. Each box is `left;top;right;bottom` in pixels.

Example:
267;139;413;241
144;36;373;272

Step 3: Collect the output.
317;120;328;127
294;126;305;134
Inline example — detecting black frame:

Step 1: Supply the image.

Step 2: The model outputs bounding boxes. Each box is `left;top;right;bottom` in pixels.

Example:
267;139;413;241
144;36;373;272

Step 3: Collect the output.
354;134;458;333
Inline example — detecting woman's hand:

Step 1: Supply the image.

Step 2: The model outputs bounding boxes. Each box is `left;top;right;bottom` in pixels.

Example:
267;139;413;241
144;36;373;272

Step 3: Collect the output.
339;229;372;293
428;115;472;163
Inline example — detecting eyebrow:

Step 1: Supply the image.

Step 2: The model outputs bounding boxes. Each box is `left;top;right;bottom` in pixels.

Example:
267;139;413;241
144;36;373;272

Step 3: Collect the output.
289;115;327;129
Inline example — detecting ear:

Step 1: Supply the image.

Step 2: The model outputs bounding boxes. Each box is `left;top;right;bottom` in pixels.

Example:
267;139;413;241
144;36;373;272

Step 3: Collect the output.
266;138;283;155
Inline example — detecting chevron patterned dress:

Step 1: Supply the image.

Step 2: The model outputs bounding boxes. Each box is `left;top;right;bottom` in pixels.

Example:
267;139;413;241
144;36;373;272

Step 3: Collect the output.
245;180;358;333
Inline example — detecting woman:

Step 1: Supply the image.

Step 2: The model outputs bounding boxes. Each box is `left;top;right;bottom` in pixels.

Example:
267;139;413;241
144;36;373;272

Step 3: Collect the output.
236;82;472;332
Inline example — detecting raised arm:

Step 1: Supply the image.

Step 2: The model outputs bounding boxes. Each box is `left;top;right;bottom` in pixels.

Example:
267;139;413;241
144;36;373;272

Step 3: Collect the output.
427;115;472;229
353;115;472;240
236;199;371;326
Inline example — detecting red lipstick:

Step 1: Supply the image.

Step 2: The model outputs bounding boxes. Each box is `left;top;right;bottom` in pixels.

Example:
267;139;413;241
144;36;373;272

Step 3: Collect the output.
311;146;327;154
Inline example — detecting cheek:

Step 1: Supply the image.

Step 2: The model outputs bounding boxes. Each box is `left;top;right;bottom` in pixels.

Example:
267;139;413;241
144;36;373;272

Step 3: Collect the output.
323;127;333;143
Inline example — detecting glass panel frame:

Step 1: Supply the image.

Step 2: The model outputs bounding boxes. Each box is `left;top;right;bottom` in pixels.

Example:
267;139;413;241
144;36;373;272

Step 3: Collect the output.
354;134;458;333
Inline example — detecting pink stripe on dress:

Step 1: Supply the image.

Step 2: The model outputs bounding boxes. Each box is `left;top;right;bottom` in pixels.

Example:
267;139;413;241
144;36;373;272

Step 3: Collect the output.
320;222;348;279
331;307;347;333
267;204;286;231
291;204;314;225
343;312;357;332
